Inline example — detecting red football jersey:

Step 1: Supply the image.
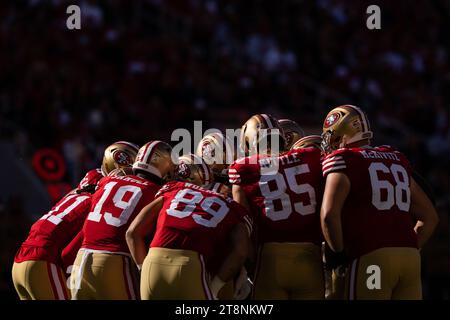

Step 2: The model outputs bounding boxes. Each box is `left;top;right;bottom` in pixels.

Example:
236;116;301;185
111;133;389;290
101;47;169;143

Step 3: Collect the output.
77;168;104;190
15;191;92;265
150;181;252;264
322;145;418;259
82;175;160;253
228;148;323;245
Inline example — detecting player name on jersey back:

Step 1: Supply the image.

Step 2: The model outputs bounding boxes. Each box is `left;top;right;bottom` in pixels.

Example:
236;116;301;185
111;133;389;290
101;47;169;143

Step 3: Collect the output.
360;149;400;161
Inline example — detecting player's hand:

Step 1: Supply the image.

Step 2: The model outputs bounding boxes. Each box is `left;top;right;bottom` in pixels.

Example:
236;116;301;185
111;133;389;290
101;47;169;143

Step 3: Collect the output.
77;184;97;194
234;278;253;300
233;267;252;300
210;276;226;300
323;244;349;271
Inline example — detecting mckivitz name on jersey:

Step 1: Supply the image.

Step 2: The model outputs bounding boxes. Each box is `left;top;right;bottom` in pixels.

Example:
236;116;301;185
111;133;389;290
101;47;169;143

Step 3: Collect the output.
360;149;400;161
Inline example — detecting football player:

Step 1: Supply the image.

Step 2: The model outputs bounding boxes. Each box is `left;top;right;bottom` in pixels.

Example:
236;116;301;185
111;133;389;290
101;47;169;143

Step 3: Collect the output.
196;132;234;184
291;135;344;300
320;104;439;300
76;141;140;192
126;154;252;300
12;141;139;300
278;118;305;150
12;189;93;300
229;114;325;299
60;141;139;276
70;141;174;300
196;134;249;299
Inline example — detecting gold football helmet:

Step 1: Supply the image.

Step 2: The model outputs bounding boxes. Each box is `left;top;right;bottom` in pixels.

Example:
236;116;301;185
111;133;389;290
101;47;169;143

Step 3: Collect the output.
196;132;234;181
132;141;174;180
321;105;373;153
174;154;213;187
240;114;285;157
278;119;305;150
291;135;322;150
101;141;140;176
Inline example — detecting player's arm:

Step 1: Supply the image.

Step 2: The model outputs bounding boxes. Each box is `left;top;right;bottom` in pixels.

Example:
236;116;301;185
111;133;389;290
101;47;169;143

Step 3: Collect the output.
410;177;439;248
232;185;251;211
211;222;249;299
126;196;164;268
320;172;351;252
231;184;258;270
61;230;84;275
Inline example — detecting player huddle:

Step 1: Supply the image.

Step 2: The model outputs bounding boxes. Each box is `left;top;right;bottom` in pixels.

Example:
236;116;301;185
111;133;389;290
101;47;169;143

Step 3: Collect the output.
11;105;438;300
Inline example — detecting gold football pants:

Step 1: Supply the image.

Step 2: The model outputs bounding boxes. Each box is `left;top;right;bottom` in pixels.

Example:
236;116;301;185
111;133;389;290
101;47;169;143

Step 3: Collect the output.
70;250;138;300
345;247;421;300
12;260;70;300
253;242;325;299
140;247;213;300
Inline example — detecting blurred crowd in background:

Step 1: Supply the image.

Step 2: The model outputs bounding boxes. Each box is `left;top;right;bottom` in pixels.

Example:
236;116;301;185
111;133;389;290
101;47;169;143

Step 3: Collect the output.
0;0;449;299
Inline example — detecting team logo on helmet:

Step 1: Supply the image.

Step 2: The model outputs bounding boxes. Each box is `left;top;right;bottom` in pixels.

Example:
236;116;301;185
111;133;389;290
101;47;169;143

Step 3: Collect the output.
113;150;132;165
202;141;215;158
324;112;341;128
176;163;191;179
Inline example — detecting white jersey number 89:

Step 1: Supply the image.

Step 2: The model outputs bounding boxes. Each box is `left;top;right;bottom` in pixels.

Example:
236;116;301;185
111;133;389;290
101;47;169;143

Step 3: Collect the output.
167;188;229;228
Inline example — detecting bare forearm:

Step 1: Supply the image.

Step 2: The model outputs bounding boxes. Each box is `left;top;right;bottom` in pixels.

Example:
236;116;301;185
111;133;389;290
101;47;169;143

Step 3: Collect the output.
126;234;148;266
320;172;350;253
322;214;344;252
217;249;247;282
126;197;163;266
217;224;249;282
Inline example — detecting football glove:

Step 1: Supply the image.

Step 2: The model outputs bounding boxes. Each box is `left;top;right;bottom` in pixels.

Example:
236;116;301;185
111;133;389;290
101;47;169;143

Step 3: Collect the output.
324;244;349;271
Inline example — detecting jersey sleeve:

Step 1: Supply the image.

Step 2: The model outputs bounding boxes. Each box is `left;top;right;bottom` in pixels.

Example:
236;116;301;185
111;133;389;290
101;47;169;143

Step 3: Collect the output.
228;159;260;185
321;149;350;177
77;168;103;190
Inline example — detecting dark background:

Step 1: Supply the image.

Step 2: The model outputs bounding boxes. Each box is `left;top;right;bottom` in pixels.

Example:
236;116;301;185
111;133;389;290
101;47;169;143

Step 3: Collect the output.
0;0;449;299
